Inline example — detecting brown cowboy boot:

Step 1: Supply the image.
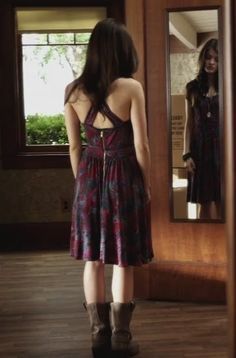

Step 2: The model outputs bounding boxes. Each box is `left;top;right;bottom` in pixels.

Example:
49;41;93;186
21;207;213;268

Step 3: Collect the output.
84;302;111;358
110;302;139;357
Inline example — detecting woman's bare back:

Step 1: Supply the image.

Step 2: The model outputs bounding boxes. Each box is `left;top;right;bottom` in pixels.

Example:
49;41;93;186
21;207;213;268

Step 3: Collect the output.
68;78;137;129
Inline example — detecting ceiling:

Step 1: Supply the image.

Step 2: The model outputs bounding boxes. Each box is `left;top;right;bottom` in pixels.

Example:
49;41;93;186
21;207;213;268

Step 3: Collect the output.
181;10;218;33
169;9;218;49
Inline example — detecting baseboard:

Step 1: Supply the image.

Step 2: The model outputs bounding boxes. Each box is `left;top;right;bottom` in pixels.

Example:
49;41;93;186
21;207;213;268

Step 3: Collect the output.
1;225;227;303
0;222;70;251
134;261;227;303
151;261;226;303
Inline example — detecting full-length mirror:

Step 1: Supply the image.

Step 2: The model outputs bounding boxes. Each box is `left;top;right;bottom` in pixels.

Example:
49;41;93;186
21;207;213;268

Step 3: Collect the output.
167;9;224;221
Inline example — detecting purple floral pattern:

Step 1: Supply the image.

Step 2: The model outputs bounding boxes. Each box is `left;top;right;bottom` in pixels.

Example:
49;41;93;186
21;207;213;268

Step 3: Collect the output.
70;103;153;267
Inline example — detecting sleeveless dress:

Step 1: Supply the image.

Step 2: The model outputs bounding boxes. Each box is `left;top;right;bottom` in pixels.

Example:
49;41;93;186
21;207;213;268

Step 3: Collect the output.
70;102;153;267
187;92;220;204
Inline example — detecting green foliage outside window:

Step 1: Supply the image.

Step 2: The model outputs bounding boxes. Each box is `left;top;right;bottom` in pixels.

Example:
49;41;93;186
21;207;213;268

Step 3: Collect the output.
26;114;86;145
22;32;90;146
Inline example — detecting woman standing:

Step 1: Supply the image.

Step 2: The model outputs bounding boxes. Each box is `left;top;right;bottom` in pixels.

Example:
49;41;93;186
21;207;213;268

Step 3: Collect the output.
64;18;153;357
183;38;221;219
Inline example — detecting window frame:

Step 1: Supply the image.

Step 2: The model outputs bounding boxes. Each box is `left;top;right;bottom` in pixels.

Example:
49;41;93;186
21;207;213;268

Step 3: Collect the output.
19;31;89;148
0;0;124;169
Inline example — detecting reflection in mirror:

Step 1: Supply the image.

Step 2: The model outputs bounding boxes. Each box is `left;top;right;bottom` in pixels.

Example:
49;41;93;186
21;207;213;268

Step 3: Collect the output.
167;9;223;221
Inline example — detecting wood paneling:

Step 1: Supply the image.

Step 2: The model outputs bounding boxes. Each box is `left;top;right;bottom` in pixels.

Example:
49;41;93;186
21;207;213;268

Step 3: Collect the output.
128;0;227;302
0;223;70;251
124;0;152;300
125;0;145;86
225;0;236;356
149;262;226;303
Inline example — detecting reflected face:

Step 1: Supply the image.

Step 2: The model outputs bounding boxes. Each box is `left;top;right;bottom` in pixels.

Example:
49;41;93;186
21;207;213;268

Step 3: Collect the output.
204;48;218;74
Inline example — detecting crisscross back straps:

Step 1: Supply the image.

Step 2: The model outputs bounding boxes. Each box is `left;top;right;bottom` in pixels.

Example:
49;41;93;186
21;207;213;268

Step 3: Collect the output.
99;102;125;127
84;102;129;127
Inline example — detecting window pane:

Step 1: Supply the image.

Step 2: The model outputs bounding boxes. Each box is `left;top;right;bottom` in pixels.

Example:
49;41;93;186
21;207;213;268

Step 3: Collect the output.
75;32;91;43
22;36;88;145
22;33;47;45
49;33;74;44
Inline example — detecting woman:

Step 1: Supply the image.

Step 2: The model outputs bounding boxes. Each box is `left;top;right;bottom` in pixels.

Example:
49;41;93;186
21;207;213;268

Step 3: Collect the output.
64;18;153;358
183;38;221;219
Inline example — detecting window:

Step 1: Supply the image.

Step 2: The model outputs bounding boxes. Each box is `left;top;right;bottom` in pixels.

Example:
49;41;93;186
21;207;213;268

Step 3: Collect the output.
16;7;107;150
1;2;124;168
21;32;90;146
0;6;107;168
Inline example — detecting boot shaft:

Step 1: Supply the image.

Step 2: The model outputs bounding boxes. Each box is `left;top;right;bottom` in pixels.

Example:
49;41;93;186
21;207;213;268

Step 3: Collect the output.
84;302;111;348
110;302;135;334
110;302;139;356
84;302;110;334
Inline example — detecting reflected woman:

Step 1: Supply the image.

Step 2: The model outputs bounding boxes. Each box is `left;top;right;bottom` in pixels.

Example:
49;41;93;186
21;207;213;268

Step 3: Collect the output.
183;38;221;219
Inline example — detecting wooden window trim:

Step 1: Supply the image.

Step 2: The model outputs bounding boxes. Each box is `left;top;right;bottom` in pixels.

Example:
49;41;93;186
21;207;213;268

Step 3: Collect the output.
0;0;124;169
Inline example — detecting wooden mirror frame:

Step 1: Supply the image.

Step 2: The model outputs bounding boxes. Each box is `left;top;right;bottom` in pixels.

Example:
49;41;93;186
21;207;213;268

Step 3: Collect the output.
225;0;236;356
165;6;225;223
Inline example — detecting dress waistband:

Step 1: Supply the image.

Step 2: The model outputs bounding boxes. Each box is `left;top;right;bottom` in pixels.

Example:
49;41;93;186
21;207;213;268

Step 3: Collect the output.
85;146;135;159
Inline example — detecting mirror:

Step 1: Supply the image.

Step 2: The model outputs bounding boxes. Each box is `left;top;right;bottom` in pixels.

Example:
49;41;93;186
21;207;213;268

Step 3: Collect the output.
166;8;224;221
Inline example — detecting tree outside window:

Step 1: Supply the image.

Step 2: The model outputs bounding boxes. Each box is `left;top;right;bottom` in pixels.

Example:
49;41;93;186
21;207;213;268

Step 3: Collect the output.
21;32;90;146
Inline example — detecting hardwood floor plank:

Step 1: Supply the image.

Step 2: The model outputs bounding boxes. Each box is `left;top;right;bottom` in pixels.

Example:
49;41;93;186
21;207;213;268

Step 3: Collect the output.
0;251;228;357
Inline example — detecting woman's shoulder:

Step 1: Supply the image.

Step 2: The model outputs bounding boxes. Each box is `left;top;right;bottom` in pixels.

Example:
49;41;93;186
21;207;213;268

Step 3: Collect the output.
186;78;198;91
111;78;143;98
185;78;200;99
65;79;76;94
64;80;88;104
64;80;77;103
113;77;142;89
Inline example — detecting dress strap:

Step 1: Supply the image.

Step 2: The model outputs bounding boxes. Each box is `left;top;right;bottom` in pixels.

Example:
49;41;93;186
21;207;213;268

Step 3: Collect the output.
100;102;127;127
84;102;129;127
84;106;96;125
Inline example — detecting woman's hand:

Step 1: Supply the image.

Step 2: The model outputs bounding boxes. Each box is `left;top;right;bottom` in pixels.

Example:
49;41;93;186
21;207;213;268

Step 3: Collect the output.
145;186;151;202
186;157;196;174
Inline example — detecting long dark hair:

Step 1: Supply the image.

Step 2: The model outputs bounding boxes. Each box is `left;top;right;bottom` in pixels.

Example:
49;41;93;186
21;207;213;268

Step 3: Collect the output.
65;18;138;108
186;38;218;105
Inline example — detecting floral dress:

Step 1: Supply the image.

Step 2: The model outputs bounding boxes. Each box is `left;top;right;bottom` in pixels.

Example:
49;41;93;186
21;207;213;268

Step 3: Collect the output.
70;102;153;267
187;92;220;204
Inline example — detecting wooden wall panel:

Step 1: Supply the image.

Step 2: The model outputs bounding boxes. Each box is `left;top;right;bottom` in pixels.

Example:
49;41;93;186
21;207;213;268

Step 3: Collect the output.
225;0;236;356
125;0;151;299
150;261;226;302
124;0;145;86
125;0;227;302
0;223;70;251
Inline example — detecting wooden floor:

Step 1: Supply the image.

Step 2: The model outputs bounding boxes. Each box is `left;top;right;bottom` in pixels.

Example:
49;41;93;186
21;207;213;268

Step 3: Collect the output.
0;251;228;358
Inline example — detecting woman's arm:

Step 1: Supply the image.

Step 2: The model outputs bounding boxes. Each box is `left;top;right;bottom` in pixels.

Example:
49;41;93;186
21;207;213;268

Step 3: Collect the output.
64;101;82;178
183;99;192;155
130;81;151;199
183;99;195;173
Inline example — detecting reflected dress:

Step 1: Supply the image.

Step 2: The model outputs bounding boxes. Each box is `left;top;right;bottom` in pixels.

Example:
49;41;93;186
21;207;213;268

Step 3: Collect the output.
187;85;220;204
70;102;153;267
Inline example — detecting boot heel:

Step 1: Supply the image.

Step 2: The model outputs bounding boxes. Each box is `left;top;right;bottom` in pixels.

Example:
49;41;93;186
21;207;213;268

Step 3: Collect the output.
112;351;129;358
92;346;111;358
